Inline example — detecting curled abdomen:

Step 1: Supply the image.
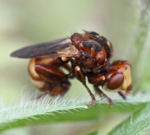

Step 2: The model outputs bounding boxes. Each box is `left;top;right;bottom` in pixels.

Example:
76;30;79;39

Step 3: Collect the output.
28;58;70;96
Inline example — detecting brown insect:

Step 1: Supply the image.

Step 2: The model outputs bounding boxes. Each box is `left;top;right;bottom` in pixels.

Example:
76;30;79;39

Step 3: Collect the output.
10;31;132;105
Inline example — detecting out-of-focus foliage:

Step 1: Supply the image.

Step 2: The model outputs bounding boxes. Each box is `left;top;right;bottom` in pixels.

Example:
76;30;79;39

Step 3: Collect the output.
108;104;150;135
133;1;150;91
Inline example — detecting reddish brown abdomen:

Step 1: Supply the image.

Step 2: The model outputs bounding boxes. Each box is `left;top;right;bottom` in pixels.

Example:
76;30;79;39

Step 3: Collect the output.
28;58;70;96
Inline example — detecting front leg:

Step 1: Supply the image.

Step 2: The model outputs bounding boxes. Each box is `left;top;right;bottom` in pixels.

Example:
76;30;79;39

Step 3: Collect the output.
94;85;113;105
88;74;113;104
89;74;125;103
74;66;96;105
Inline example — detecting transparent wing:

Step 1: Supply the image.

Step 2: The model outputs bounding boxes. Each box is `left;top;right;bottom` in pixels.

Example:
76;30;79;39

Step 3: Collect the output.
10;38;76;58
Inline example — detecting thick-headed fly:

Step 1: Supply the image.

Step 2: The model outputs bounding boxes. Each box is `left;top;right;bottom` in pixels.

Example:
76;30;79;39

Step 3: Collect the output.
10;31;132;105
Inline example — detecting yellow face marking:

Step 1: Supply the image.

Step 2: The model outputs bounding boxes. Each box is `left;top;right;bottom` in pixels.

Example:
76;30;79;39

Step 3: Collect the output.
105;64;132;93
120;65;132;91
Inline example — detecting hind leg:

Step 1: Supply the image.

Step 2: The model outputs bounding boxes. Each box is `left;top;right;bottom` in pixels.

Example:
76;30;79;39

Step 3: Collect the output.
35;64;71;96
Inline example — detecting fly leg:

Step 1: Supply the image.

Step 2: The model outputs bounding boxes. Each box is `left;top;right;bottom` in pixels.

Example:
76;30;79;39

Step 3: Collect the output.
88;75;113;105
118;91;126;100
35;64;70;96
74;66;96;105
94;85;113;105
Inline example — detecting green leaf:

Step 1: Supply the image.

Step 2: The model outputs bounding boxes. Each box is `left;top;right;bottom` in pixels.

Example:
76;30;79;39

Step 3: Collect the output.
87;131;98;135
0;93;150;132
108;103;150;135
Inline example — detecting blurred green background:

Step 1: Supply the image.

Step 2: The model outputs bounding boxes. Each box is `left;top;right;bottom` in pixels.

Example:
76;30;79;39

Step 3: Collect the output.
0;0;149;135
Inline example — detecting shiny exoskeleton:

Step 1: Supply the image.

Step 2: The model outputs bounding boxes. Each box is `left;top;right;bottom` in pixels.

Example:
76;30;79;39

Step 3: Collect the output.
11;31;132;105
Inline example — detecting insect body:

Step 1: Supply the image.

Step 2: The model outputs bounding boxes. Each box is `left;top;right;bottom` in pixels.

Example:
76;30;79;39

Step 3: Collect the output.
11;31;132;105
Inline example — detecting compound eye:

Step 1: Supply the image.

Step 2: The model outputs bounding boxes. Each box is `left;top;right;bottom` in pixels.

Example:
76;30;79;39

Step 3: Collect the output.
107;73;124;90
